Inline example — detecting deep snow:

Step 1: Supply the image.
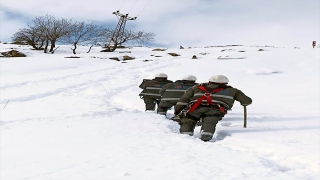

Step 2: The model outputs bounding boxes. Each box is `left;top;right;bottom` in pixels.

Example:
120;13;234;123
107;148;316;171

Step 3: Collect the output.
0;43;319;180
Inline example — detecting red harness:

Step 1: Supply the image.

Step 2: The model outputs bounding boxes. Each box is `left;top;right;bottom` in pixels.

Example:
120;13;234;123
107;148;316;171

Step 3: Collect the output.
188;86;226;113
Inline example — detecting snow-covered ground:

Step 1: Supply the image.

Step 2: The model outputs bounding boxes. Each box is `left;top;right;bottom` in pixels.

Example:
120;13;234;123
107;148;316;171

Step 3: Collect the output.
0;43;319;180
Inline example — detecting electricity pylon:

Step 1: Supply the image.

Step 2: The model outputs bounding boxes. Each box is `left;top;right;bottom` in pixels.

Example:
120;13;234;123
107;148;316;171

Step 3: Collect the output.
103;11;137;52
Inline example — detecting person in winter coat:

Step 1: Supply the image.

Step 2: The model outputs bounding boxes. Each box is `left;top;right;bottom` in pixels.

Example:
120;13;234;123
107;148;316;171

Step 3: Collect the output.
174;75;252;142
157;75;198;116
139;73;173;111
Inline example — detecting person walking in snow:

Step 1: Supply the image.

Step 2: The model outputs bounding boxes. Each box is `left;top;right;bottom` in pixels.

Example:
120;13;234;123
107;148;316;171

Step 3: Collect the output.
139;73;173;111
157;75;198;118
174;75;252;142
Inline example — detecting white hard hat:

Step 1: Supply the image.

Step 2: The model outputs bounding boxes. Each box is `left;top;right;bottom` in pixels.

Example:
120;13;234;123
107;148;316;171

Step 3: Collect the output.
182;75;197;81
209;75;229;83
155;73;168;78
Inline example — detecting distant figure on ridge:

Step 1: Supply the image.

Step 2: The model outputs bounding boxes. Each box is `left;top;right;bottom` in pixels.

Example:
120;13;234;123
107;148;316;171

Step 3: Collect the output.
174;75;252;142
139;73;173;111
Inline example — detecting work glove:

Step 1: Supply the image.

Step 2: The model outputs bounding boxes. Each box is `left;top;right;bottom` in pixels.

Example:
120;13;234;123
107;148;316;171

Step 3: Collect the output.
170;114;181;123
174;111;180;115
196;121;203;126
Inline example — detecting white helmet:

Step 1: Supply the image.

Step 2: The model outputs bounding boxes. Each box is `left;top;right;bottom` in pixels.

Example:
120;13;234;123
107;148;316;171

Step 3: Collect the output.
209;75;229;83
182;75;197;81
155;73;168;78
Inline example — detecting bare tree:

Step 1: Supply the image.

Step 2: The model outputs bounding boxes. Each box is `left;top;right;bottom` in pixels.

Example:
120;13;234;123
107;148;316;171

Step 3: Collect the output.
61;22;105;54
101;29;156;52
11;14;157;53
33;14;73;53
12;25;46;50
122;29;155;44
86;27;112;53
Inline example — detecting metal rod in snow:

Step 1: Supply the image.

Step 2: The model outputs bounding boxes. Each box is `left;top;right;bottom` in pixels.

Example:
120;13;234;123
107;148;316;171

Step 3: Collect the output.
243;106;247;128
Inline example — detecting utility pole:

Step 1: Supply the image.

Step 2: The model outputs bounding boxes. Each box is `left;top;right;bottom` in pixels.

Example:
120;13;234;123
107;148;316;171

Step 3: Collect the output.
103;11;137;52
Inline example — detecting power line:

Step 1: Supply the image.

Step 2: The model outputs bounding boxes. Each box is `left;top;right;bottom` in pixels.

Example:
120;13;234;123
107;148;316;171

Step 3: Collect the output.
112;0;165;47
119;0;126;10
132;21;168;47
129;0;139;13
137;0;153;17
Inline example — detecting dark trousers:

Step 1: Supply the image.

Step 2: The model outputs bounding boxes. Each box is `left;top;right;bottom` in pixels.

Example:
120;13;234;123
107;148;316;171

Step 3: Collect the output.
156;101;176;115
180;106;224;140
143;97;159;111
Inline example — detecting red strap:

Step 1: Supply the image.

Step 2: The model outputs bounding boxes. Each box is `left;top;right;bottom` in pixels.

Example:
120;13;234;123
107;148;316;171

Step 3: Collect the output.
188;86;225;113
188;96;206;112
198;86;207;91
218;106;226;113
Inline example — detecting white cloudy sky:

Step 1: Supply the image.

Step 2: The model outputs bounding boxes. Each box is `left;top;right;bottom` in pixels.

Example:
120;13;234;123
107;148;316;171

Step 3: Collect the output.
0;0;319;48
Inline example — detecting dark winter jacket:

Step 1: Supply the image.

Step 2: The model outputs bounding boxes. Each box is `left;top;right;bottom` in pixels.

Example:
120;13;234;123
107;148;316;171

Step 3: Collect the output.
139;78;173;99
159;80;198;103
174;83;252;114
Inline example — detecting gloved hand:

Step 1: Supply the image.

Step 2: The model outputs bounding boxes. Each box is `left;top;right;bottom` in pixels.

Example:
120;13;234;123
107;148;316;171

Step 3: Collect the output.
174;111;180;115
196;121;203;126
170;115;181;123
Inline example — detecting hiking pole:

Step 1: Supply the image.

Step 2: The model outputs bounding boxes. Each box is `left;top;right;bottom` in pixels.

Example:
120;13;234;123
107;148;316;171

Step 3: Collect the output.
243;106;247;128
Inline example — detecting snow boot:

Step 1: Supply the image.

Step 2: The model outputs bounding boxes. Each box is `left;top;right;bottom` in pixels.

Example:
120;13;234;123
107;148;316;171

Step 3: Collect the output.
200;131;213;142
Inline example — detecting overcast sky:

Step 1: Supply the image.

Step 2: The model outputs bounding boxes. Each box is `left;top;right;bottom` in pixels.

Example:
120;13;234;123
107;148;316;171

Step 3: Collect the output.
0;0;319;48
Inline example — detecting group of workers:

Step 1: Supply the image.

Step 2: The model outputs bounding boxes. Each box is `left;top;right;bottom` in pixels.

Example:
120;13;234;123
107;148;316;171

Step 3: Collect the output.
139;73;252;142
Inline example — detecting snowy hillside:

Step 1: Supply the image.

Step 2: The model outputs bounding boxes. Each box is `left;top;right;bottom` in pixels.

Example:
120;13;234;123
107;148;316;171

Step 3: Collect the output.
0;43;319;180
